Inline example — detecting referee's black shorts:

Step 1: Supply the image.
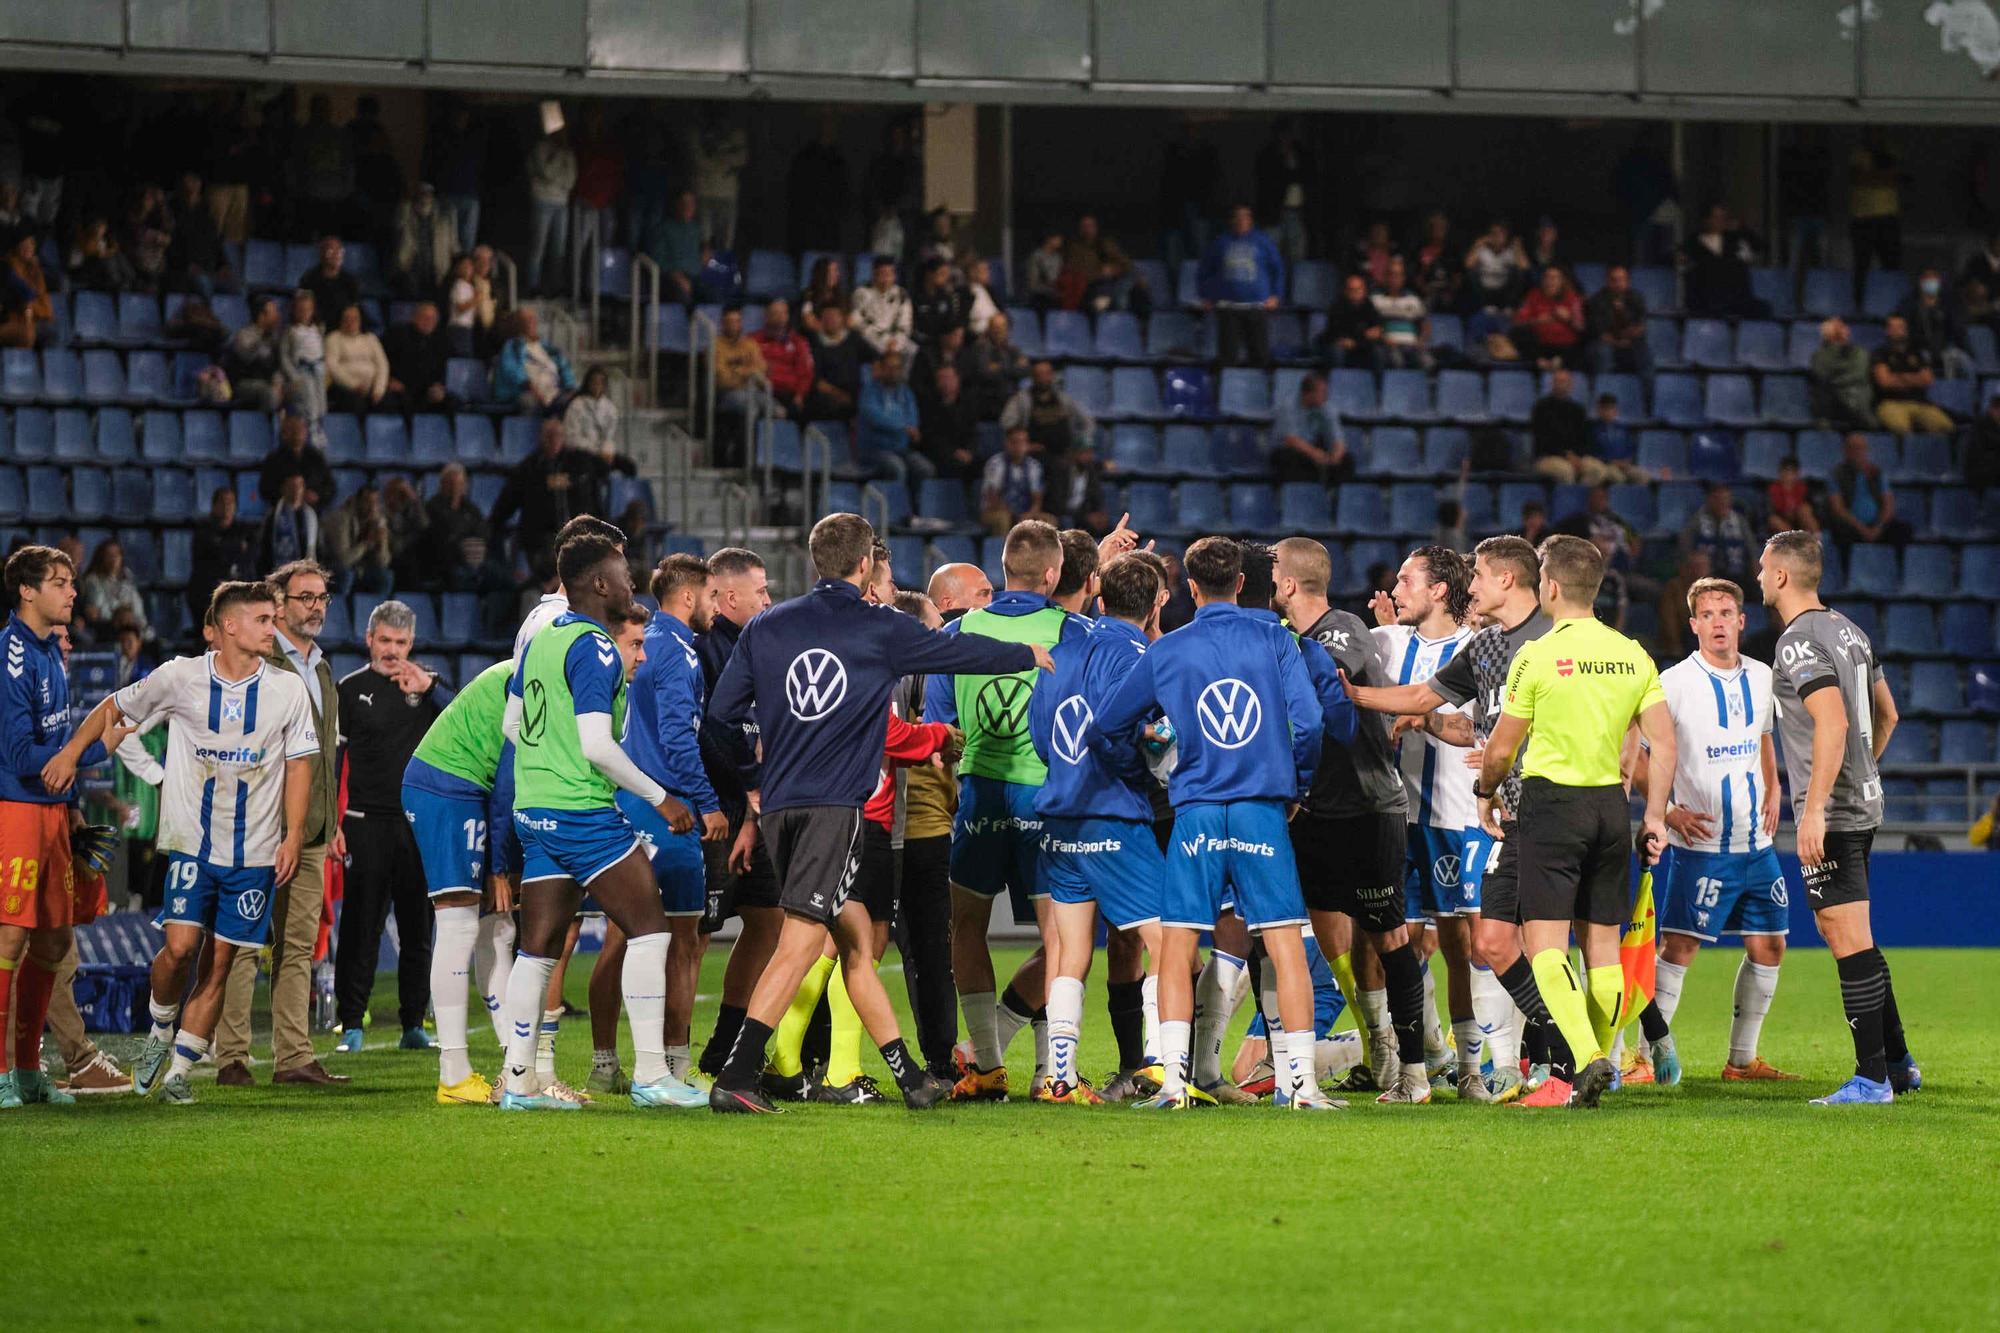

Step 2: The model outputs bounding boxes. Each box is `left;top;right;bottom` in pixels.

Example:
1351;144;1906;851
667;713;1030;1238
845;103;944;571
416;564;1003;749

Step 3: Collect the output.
1291;809;1405;934
1515;778;1633;926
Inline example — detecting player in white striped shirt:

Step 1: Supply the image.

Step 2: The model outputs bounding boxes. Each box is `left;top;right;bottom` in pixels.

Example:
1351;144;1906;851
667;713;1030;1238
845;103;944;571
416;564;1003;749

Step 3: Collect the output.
1632;576;1797;1086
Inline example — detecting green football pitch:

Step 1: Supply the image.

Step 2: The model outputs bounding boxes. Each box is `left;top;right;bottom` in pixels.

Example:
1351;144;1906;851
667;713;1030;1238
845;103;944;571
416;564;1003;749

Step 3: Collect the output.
12;946;1998;1331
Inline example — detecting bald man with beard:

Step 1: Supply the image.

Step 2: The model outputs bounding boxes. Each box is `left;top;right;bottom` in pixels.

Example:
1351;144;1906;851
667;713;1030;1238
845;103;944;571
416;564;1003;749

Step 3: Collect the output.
927;562;994;621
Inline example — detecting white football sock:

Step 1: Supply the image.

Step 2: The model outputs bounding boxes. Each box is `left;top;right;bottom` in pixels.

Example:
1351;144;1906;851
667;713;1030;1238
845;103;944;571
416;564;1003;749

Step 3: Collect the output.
622;932;669;1085
1140;973;1160;1063
1033;1017;1049;1081
1470;964;1517;1074
1359;987;1392;1048
167;1031;209;1081
502;955;558;1094
960;991;1000;1069
1192;950;1247;1087
995;993;1034;1060
148;996;178;1044
431;905;479;1086
592;1047;620;1074
1047;976;1085;1087
1257;966;1281;1036
1421;965;1447;1055
473;911;516;1048
1729;959;1781;1067
1158;1019;1191;1095
667;1045;692;1081
1282;1029;1317;1102
1610;1028;1626;1066
535;1006;561;1079
1452;1019;1483;1078
1316;1031;1362;1078
1654;958;1688;1026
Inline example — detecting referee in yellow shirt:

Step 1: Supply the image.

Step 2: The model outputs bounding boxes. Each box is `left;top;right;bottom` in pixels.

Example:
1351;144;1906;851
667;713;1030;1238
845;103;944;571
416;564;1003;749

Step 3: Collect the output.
1478;535;1677;1108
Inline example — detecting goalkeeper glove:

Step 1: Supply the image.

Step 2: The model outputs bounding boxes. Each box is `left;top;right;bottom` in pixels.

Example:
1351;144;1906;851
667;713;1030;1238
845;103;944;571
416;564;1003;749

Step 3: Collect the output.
71;823;120;877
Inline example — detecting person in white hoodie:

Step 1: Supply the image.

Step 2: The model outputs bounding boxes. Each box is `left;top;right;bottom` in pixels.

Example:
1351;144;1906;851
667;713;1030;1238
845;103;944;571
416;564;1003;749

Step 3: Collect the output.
684;112;748;252
526;128;577;294
280;289;328;438
851;256;913;356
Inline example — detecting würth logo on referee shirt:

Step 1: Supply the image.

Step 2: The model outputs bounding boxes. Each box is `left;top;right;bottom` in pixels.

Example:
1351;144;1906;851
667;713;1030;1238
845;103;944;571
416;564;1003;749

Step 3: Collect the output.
1556;658;1574;677
785;648;848;721
1196;678;1262;749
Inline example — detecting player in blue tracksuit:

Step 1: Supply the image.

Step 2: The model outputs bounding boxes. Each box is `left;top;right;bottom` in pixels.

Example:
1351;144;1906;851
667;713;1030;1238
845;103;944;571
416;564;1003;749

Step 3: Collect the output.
1025;553;1167;1101
704;515;1052;1113
1084;536;1338;1110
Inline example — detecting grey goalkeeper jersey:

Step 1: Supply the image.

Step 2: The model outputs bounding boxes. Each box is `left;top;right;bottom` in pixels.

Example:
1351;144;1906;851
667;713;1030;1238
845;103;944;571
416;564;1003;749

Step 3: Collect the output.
1772;606;1885;832
1429;607;1552;820
1299;609;1407;819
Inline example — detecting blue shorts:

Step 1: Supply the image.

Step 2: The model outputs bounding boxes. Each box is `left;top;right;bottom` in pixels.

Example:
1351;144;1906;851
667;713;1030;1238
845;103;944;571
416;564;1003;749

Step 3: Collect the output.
1039;816;1164;930
488;742;521;878
1405;823;1472;921
617;791;707;916
1163;801;1305;933
950;775;1045;923
516;805;644;888
402;774;489;898
1659;844;1791;942
1246;935;1347;1039
1461;823;1500;906
154;853;278;948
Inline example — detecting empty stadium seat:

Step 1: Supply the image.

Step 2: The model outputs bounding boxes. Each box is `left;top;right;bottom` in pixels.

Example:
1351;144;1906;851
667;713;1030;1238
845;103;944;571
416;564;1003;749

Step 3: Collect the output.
1686;430;1738;482
0;348;38;403
1122;481;1173;534
1884;603;1940;655
1279;482;1334;535
754;419;803;473
1704;374;1757;427
500;415;539;464
1062;366;1110;416
1931;489;1984;541
228;411;273;463
1944;603;1993;658
1108;424;1163;477
1434;370;1488;422
1094;312;1144;362
51;409;92;462
80;350;126;405
1380;370;1434;422
1218;369;1272;420
11;408;51;461
1629;267;1676;313
1636;430;1686;477
1364;427;1421;478
1487;370;1534;423
320;413;363;465
72;291;117;344
0;468;21;522
70;468;108;521
453;415;499;466
1654;482;1703;535
1229;484;1277;531
1846;544;1899;597
1941;719;1994;763
126;350;170;403
1044;311;1092;359
1213;425;1266;478
1423;426;1469;474
1110;366;1166;419
1328;369;1377;421
1760;375;1812;426
1960;545;2000;599
411;415;453;466
111;470;149;523
1389;483;1435;534
116;293;162;346
1291;261;1336;310
94;407;136;463
1647;317;1685;369
1682;318;1734;369
1862;270;1911;318
1161;424;1219;477
1927;378;1976;420
1749;269;1795;320
142;409;186;463
1801;268;1848;318
445;358;489;403
1651;373;1705;427
1734;320;1788;372
1145;311;1204;360
1159;366;1212;418
1335;484;1388;534
365;416;410;465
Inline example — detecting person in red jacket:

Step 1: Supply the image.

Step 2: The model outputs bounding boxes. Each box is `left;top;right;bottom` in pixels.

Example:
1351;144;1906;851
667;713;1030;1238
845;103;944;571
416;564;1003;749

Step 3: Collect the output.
1510;265;1587;371
751;297;815;418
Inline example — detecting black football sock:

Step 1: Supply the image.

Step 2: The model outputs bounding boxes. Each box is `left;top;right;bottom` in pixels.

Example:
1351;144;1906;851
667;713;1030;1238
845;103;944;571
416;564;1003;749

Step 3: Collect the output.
879;1038;926;1093
701;1004;747;1076
1836;949;1890;1084
1874;950;1909;1065
801;992;831;1074
1106;979;1145;1073
1377;942;1427;1066
717;1017;774;1091
1638;999;1670;1044
1524;1018;1550;1069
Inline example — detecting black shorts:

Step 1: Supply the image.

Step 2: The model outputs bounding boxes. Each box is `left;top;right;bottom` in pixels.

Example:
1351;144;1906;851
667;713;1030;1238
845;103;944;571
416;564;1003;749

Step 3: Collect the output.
698;817;780;933
763;805;864;927
1800;828;1873;911
852;822;898;922
1481;825;1521;926
1515;779;1633;926
1292;810;1405;934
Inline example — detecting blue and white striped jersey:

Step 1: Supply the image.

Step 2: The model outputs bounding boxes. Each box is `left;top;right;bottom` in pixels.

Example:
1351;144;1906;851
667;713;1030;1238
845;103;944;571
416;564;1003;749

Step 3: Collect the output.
1660;652;1775;854
1373;623;1476;830
113;654;318;868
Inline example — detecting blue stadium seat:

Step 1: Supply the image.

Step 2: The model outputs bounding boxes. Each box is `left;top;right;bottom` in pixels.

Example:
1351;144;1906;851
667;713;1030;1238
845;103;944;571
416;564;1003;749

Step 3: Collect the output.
445;358;489;403
1268;312;1308;361
1430;313;1465;357
1760;375;1812;426
116;293;162;346
1749;269;1795;320
1734;320;1789;372
1703;374;1757;427
1682;318;1734;369
1176;260;1204;309
1111;367;1165;419
1884;603;1939;655
50;408;90;463
1003;308;1043;357
142;409;186;464
1272;367;1310;407
1655;482;1703;536
111;469;149;524
125;350;170;404
500;415;539;465
1122;481;1173;534
1794;429;1840;482
1846;544;1899;597
0;348;38;403
12;408;51;462
1487;370;1534;423
1458;481;1496;530
1862;270;1911;319
743;250;796;300
1685;430;1736;483
1335;484;1388;534
1801;269;1848;318
1435;370;1488;423
117;526;156;581
436;594;479;649
163;529;192;585
1636;430;1686;477
1971;661;2000;714
1132;259;1170;307
25;466;65;519
1380;370;1434;422
1647;317;1685;369
70;468;108;521
1931;488;1983;541
1423;427;1469;474
916;478;971;527
1573;262;1609;295
321;413;363;465
0;468;20;522
1783;320;1822;371
1894;433;1954;483
1629;267;1676;313
755;419;803;474
1218;369;1272;420
1176;481;1227;533
1881;720;1937;765
653;305;692;355
1145;311;1204;361
1608;483;1656;533
1927;377;1976;420
1094;312;1144;362
40;350;79;404
72;291;116;345
1044;311;1092;360
1943;603;1993;658
411;415;453;466
80;350;125;405
1941;719;1994;763
1364;427;1421;478
94;407;135;463
1229;484;1277;532
1960;545;2000;599
1279;482;1335;535
1389;483;1434;535
1849;320;1886;352
1159;366;1213;418
1328;369;1377;421
1741;429;1789;480
1213;425;1265;478
1061;366;1110;417
1652;373;1706;427
364;416;410;465
1291;261;1336;310
1968;324;2000;376
1108;424;1163;477
1495;481;1545;528
1160;424;1217;477
242;239;287;290
453;415;498;466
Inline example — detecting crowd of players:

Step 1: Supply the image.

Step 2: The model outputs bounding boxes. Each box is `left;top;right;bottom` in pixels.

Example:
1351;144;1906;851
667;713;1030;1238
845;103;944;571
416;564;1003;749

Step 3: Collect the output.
0;499;1922;1111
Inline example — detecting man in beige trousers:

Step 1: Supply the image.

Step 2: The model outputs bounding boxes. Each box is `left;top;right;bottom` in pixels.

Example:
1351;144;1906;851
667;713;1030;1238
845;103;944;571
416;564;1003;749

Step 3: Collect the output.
212;559;348;1086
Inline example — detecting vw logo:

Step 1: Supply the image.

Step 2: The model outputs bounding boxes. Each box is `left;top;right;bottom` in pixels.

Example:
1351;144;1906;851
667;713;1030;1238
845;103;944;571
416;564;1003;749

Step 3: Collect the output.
520;679;549;745
237;888;269;921
786;648;848;721
1770;877;1788;908
1051;695;1093;766
1196;677;1262;749
974;675;1032;737
1432;853;1460;887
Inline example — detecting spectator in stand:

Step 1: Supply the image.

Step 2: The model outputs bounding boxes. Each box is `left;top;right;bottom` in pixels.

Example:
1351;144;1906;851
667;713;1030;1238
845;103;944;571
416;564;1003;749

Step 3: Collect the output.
1589;392;1646;482
117;185;172;295
852;255;914;356
798;256;844;334
1848;134;1903;313
1529;367;1604;484
571;105;625;254
1960;273;1995;336
221;294;286;411
1025;230;1064;310
647;189;704;307
1160;119;1221;274
1958;232;2000;319
964;309;1028;422
1681;203;1768;318
920;363;979;478
380;476;428;589
751;299;814;418
260;474;324;569
468;245;502;352
1460;220;1529;313
422;463;498;589
1199;203;1285;367
804;302;870;424
327;485;393;593
1589;531;1629;631
1655;548;1711;659
1001;359;1095;509
280;291;329;434
1555;483;1642;569
912;257;970;344
166;295;226;356
525;124;576;297
1519;500;1549;548
493;307;577;415
443;254;479;358
1351;220;1399;288
1809;316;1877;429
1371;256;1432;370
1585;264;1653;377
1510;265;1587;370
709;304;766;422
260;413;334;510
1055;445;1111;533
785;117;850;254
1826;431;1912;551
1315;272;1383;370
965;257;1000;336
856;350;931;486
384;301;455;411
392;183;457;300
1411;211;1460;312
1256;121;1316;266
490;416;635;564
0;183;19;231
1062;214;1133;313
291;95;356;231
562;366;621;459
1969;394;2000;492
982;427;1047;534
187;486;257;624
686;110;749;252
1680;481;1756;583
432;104;486;254
78;538;146;644
909;325;965;403
67;216;135;291
325;303;391;415
1895;268;1972;380
868;203;904;268
1871;314;1955;436
0;229;54;348
1528;218;1564;277
917;207;959;273
1269;371;1351;488
299;236;359;328
206;100;261;247
166;172;238;298
1765;455;1821;534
